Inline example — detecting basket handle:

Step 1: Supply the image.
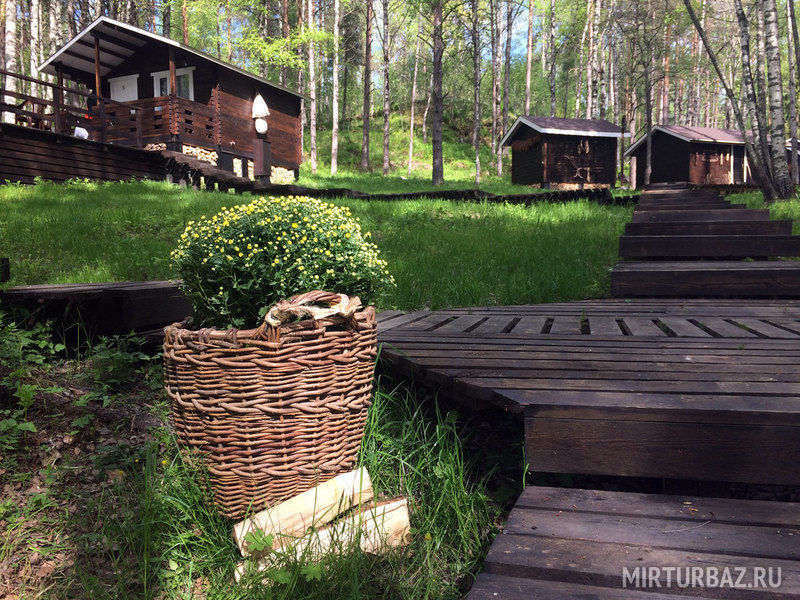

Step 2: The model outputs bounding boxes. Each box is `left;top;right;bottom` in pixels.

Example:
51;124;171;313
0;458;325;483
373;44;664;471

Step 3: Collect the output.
263;290;362;329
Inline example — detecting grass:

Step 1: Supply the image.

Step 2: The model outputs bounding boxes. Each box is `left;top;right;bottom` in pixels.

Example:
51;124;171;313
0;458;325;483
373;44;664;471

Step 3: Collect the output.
0;319;508;599
0;179;634;307
727;190;800;234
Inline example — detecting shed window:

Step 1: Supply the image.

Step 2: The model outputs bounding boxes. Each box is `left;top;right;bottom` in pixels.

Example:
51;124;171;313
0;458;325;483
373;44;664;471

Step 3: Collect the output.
151;66;195;100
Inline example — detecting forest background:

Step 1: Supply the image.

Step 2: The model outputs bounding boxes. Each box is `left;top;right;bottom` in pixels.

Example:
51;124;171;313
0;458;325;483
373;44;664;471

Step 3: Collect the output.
2;0;800;195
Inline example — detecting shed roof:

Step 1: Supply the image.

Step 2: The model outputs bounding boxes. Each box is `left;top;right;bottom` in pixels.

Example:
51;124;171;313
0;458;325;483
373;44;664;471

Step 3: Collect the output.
38;16;303;98
500;116;625;147
624;125;747;156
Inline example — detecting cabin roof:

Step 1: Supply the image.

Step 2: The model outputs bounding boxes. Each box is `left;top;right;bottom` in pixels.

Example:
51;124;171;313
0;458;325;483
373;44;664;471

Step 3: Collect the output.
38;16;303;99
500;116;625;147
624;125;747;156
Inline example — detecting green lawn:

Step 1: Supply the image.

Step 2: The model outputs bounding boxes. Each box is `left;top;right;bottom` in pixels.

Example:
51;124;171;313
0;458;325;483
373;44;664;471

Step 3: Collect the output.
0;180;634;309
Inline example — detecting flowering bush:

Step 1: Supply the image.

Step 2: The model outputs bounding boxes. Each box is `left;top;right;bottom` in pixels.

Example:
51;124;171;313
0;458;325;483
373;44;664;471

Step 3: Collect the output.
171;196;394;328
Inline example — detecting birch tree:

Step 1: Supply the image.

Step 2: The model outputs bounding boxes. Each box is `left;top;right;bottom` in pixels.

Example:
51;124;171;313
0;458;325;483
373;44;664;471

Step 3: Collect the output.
331;0;340;174
361;0;372;170
524;0;533;114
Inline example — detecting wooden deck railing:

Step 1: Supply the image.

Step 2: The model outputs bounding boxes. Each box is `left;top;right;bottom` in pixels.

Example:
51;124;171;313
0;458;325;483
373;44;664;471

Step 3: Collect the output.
1;69;225;154
0;69;144;147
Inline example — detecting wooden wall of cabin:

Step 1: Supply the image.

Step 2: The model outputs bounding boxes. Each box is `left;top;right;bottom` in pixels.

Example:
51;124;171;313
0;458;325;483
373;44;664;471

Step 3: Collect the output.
509;127;543;185
632;131;690;188
542;134;617;185
216;69;302;171
689;142;734;185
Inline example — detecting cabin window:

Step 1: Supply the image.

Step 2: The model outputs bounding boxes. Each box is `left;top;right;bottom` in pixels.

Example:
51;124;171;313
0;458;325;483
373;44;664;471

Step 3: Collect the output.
151;66;195;101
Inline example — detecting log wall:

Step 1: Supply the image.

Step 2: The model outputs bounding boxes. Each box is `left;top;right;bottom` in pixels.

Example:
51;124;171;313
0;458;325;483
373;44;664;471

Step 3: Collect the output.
0;123;166;183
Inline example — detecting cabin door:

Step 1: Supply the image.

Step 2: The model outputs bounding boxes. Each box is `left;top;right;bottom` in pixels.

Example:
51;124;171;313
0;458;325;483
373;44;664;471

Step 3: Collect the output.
109;75;139;102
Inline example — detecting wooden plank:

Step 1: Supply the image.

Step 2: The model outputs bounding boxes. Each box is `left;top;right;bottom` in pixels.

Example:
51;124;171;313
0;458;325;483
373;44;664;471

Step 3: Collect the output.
434;315;486;333
625;220;793;236
630;209;770;222
693;317;758;338
476;539;800;599
525;417;800;484
515;486;800;526
548;316;583;335
507;316;547;335
731;318;800;339
611;261;800;298
400;314;457;331
502;506;800;559
470;315;516;334
586;316;624;335
657;317;711;337
467;573;704;600
619;235;800;259
620;317;667;336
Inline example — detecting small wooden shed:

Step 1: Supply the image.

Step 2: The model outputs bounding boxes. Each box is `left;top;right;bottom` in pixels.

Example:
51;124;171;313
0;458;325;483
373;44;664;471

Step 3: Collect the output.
500;116;625;188
624;125;752;189
37;17;303;178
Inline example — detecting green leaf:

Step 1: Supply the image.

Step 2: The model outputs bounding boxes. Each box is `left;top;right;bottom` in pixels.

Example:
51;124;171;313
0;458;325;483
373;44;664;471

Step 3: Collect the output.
300;562;323;582
270;568;292;584
16;421;37;432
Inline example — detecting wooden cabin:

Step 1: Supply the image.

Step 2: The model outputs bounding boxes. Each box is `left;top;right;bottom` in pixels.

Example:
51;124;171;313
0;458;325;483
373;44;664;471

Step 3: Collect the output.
624;125;753;189
500;116;625;188
37;17;303;179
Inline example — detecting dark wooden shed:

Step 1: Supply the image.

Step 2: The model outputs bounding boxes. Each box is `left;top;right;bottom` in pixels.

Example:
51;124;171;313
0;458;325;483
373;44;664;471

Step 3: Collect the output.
500;116;625;188
624;125;753;189
37;17;303;179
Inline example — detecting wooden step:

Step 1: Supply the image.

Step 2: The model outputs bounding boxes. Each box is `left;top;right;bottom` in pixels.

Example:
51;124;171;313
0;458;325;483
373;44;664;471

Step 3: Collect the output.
635;202;744;211
631;209;771;223
624;220;794;236
468;486;800;599
619;235;800;259
611;260;800;298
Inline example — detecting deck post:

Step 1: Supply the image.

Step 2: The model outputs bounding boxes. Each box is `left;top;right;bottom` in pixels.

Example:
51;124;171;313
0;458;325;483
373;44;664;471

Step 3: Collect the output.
93;36;102;98
168;48;177;97
53;64;64;135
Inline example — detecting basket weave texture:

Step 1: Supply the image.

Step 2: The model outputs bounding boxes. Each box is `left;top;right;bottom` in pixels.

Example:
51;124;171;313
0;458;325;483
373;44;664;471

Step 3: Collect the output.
163;290;377;519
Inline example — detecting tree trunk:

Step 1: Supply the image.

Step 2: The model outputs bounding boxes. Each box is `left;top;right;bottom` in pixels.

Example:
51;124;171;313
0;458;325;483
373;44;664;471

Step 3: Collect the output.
408;14;420;177
489;0;498;158
524;0;533;114
298;0;305;160
762;0;792;197
381;0;390;175
499;0;512;176
548;0;556;116
422;70;431;143
331;0;340;174
2;0;17;125
361;0;372;170
431;0;444;185
280;0;289;85
789;0;800;187
660;23;670;123
30;0;39;96
471;0;481;184
733;0;773;189
574;0;590;118
162;0;170;36
307;0;317;174
683;0;776;200
585;0;599;119
182;0;188;44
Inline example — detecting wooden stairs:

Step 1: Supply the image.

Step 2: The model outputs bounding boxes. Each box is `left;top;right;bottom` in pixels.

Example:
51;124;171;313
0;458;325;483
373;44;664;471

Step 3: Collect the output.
611;185;800;297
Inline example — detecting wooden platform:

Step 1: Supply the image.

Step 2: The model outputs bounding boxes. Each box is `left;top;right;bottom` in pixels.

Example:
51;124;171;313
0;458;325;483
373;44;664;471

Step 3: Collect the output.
0;280;191;337
611;185;800;297
467;486;800;599
377;299;800;485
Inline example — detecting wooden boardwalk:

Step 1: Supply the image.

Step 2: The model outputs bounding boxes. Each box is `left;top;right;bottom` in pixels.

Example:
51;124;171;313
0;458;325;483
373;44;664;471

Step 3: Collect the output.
378;184;800;599
611;186;800;297
378;299;800;485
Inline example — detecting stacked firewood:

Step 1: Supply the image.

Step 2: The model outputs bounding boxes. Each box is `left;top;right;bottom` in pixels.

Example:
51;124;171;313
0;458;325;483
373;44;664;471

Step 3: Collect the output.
232;468;410;578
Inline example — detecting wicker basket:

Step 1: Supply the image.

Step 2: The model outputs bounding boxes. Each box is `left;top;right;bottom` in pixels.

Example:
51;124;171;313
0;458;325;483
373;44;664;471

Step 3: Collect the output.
163;290;377;519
